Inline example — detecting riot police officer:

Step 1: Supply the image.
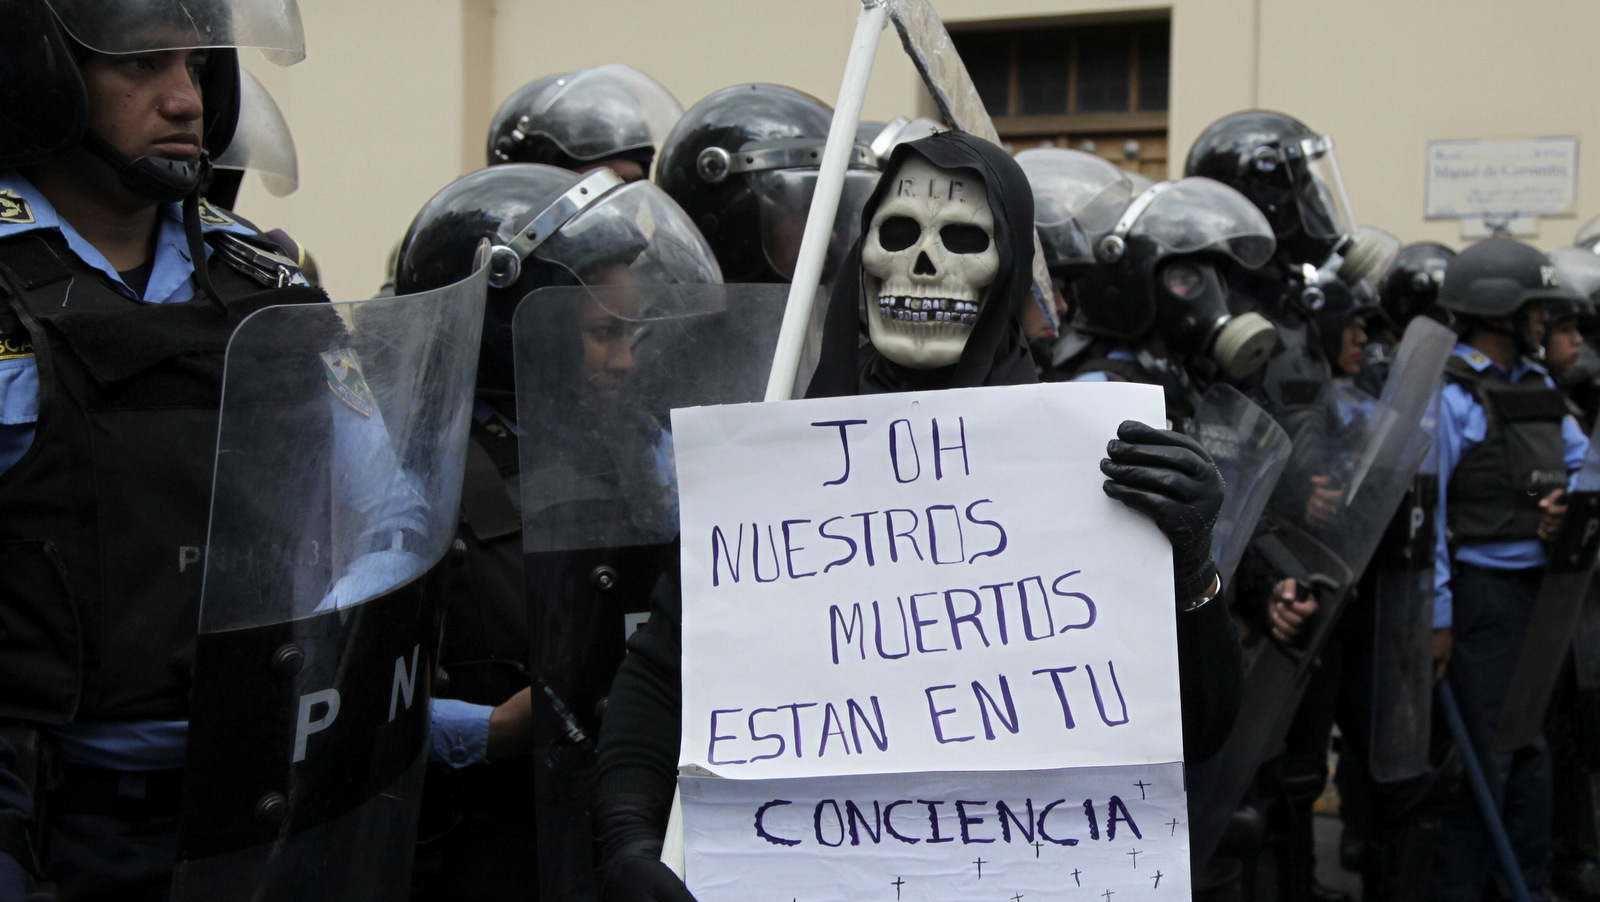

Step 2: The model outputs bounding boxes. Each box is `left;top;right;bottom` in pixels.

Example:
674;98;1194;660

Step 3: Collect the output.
0;3;314;897
395;163;722;900
1430;238;1589;901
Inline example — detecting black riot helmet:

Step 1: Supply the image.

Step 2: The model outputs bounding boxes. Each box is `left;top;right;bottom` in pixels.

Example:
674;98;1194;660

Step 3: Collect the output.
1441;238;1575;355
1015;147;1135;275
655;83;880;283
1072;177;1279;379
1576;214;1600;253
1185;110;1356;267
396;163;721;397
1;0;305;202
486;65;682;178
1377;242;1453;332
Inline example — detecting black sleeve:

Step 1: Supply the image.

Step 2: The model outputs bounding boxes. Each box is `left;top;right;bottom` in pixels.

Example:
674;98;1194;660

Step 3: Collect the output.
1175;592;1244;764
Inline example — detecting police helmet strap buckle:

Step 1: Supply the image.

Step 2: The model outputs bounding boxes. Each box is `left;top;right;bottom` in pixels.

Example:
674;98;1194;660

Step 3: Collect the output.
1097;181;1172;263
502;167;625;270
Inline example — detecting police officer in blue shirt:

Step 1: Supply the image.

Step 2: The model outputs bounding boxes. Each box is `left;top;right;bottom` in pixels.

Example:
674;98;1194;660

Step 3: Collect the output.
1430;238;1589;901
0;3;522;899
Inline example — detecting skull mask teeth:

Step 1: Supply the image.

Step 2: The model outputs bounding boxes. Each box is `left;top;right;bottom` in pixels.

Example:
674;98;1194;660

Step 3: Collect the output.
861;155;999;369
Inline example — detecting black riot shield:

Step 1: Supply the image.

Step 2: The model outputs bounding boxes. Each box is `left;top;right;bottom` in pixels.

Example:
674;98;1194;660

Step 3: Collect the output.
1190;316;1453;868
1494;418;1600;752
172;263;488;901
1190;383;1293;586
515;284;788;901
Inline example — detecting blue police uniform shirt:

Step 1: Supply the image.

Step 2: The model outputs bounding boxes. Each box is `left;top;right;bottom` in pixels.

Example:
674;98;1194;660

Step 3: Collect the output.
1067;344;1139;383
0;170;493;771
1432;342;1590;629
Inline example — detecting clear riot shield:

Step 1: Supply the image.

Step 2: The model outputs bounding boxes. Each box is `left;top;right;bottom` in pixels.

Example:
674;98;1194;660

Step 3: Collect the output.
1189;384;1293;586
1191;317;1452;868
1494;415;1600;752
172;263;488;901
515;284;789;900
1367;390;1442;783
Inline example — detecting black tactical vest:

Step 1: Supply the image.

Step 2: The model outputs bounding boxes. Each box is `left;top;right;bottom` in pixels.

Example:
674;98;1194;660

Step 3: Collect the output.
0;226;325;723
1445;354;1570;543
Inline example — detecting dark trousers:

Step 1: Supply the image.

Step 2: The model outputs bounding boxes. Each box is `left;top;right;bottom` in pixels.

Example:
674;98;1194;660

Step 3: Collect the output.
1431;564;1553;901
1271;585;1375;902
43;766;181;902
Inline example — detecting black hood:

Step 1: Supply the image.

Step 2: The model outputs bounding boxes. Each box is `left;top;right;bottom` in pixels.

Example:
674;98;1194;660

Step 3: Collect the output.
807;130;1038;397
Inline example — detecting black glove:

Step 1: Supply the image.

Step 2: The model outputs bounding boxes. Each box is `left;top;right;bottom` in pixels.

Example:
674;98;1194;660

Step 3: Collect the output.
1100;420;1225;606
595;793;698;902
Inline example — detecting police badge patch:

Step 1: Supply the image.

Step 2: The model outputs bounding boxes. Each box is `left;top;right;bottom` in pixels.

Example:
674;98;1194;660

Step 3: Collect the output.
198;200;234;226
0;190;34;224
319;349;376;417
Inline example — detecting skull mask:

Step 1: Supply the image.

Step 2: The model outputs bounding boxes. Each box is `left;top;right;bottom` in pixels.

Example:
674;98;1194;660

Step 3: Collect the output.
862;155;999;368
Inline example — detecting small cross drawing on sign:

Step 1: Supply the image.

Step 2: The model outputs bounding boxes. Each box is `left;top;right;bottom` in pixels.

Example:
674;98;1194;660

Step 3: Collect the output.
1127;849;1142;868
1152;871;1164;889
1167;818;1181;836
1071;869;1083;887
1133;780;1151;800
1012;894;1025;902
1031;839;1044;858
973;857;988;879
891;877;905;900
1102;890;1115;901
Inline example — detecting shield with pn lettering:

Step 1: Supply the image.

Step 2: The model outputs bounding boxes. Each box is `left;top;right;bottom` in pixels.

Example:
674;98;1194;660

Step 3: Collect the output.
513;283;789;900
171;260;487;901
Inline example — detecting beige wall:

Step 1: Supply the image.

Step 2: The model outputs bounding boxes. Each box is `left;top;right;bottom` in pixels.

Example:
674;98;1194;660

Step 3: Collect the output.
235;0;1600;302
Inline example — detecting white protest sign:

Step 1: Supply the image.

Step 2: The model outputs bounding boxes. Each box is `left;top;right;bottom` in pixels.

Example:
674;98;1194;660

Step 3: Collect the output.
671;382;1180;781
1425;137;1579;218
682;762;1189;901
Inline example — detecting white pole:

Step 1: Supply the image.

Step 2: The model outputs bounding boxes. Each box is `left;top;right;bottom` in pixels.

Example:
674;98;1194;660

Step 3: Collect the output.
762;0;888;402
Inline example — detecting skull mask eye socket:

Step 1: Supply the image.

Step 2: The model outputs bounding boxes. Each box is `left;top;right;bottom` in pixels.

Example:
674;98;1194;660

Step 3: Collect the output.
940;224;991;254
878;216;920;252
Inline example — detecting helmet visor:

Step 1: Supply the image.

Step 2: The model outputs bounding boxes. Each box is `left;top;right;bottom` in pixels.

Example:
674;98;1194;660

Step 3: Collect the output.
1132;177;1277;268
1017;148;1136;269
532;179;722;288
1287;135;1356;244
211;67;296;195
750;168;881;282
527;64;683;162
1552;247;1600;303
45;0;306;65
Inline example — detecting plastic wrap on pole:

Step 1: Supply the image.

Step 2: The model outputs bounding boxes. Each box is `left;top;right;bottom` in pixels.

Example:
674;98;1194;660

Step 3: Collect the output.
762;1;888;402
884;0;1059;336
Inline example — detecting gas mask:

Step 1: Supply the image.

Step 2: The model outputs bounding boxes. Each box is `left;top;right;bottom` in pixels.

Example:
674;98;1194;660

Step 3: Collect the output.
861;156;998;369
1153;257;1277;379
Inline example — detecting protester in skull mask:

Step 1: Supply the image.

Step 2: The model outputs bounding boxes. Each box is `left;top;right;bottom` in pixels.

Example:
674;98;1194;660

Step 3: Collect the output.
395;163;721;901
592;130;1236;902
655;84;879;285
1429;238;1590;901
487;65;683;183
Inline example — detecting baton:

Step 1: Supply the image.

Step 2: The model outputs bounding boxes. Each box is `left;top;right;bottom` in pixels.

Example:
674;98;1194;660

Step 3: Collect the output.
1436;679;1533;902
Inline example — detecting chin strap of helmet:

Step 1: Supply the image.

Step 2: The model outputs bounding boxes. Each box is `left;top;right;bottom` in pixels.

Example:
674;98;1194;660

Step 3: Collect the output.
181;174;227;313
1466;311;1544;361
79;130;205;205
79;130;226;312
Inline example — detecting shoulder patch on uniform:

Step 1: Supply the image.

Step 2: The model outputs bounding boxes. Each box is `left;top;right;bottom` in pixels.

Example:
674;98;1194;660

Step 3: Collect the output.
198;200;234;226
0;324;34;361
0;190;34;225
320;349;376;417
1466;351;1490;368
